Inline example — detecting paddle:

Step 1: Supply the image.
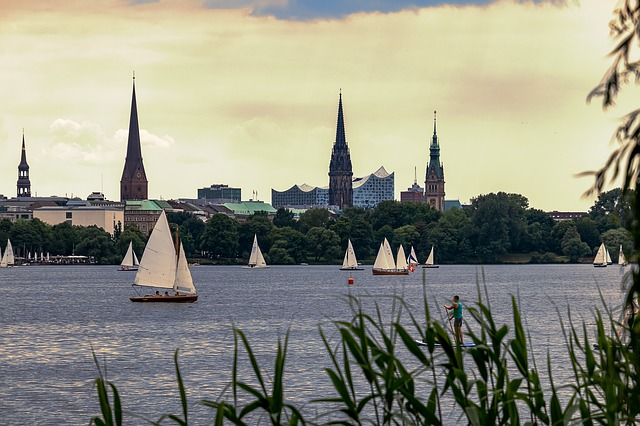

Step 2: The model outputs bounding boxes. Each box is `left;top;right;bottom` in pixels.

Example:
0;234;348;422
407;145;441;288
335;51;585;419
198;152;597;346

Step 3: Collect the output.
444;305;455;336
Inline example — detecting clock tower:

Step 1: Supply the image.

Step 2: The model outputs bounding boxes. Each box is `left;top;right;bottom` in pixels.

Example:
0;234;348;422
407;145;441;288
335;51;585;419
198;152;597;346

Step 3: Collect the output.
120;75;148;201
424;111;445;211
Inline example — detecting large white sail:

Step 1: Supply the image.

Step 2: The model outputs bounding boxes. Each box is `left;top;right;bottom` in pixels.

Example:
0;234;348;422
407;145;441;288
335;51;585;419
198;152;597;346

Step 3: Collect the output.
382;238;395;269
174;242;196;294
373;243;387;270
121;241;138;268
619;245;628;266
0;240;15;268
342;239;359;269
134;210;177;289
396;245;408;271
593;243;607;267
425;246;435;266
248;234;268;268
606;247;613;264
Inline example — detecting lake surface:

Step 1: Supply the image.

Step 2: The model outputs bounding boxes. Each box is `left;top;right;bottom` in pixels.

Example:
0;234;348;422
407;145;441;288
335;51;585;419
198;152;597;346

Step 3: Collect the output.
0;264;629;424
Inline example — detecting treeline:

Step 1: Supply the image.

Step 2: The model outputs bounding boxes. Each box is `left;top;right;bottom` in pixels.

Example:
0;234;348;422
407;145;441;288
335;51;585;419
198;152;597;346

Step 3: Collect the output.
0;189;632;265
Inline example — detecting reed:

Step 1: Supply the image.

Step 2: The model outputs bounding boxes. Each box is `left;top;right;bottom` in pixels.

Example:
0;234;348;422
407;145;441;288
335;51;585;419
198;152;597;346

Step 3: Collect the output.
90;271;639;425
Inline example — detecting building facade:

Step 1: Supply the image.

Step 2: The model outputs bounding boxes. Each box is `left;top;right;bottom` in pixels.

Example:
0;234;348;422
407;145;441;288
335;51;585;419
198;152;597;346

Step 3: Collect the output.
328;93;353;209
120;76;149;201
424;111;445;211
17;133;31;198
33;204;124;236
271;184;325;209
197;184;241;204
352;166;394;209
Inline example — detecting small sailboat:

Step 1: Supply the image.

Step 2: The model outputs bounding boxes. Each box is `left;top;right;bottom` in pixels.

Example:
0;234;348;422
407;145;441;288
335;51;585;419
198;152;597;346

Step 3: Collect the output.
0;239;15;268
422;245;439;268
119;241;140;271
593;243;608;268
407;246;419;268
245;234;268;268
618;245;628;267
130;210;197;302
372;238;409;275
606;247;613;265
340;239;364;271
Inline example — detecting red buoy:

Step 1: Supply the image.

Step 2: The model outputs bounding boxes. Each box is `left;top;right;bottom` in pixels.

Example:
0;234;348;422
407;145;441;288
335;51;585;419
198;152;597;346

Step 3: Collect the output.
348;277;354;285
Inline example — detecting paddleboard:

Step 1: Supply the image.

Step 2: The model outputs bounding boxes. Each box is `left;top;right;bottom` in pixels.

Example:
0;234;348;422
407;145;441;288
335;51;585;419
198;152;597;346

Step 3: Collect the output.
415;339;476;348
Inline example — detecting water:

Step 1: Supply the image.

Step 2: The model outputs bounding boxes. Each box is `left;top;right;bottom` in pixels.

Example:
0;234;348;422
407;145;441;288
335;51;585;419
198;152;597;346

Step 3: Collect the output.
0;264;628;424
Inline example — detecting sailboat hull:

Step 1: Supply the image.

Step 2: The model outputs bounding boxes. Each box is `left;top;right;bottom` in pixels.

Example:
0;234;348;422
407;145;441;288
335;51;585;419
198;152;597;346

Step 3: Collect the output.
372;269;410;276
422;265;440;269
340;266;364;271
130;295;198;303
119;266;139;271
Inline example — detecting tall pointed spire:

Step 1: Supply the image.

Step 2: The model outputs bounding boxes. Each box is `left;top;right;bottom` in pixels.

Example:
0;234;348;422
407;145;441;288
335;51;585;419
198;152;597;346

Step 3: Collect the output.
17;130;31;198
424;110;445;211
120;73;148;201
328;91;353;209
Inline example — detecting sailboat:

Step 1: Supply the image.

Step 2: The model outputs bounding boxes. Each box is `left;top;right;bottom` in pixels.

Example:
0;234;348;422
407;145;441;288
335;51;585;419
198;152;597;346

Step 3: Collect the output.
130;210;197;302
407;246;419;268
593;243;608;268
618;245;628;267
245;234;268;268
340;239;364;271
422;245;439;268
606;247;613;265
372;238;409;275
0;239;15;268
119;241;140;271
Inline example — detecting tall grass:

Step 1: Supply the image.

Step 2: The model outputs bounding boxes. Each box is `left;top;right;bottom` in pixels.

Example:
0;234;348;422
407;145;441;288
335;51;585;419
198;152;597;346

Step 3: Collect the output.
90;271;640;425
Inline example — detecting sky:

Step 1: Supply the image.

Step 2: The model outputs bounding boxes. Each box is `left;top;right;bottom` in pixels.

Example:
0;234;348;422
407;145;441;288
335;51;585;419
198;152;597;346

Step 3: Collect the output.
0;0;633;212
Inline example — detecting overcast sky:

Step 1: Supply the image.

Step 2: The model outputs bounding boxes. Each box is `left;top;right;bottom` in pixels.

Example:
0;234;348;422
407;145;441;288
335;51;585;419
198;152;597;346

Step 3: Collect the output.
0;0;632;212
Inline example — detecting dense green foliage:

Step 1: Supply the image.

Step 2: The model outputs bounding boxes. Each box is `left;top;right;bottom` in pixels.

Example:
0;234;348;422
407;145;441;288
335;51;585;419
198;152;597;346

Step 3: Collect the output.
0;189;633;265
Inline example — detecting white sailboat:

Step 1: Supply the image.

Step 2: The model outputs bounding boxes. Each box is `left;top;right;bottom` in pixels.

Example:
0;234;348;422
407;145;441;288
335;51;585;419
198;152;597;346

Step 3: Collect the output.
422;245;439;268
618;245;628;267
130;210;197;302
0;239;15;268
593;243;608;268
372;238;409;275
606;247;613;265
245;234;268;268
407;246;419;268
119;241;140;271
340;239;363;270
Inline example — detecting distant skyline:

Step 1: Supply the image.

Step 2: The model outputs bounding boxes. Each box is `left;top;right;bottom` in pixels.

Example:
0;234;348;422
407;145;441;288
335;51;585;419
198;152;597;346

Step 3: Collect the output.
0;0;630;212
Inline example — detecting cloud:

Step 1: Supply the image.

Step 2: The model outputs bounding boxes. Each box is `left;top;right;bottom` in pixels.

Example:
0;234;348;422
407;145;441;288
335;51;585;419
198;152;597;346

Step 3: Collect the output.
203;0;563;20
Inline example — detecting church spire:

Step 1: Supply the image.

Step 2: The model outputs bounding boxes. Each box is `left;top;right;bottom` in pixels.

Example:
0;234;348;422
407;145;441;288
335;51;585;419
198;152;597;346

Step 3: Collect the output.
424;110;445;211
328;91;353;209
120;74;148;201
17;130;31;198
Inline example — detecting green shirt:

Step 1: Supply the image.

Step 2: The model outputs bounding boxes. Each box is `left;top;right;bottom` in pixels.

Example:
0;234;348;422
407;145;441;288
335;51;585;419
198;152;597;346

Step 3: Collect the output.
453;302;463;319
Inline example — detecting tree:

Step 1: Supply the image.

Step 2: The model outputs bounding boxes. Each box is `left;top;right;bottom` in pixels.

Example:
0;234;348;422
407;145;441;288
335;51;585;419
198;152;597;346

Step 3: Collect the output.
268;226;308;264
561;225;591;263
306;227;341;262
115;226;147;260
273;208;296;229
297;209;330;234
201;214;239;258
238;212;275;257
601;228;633;263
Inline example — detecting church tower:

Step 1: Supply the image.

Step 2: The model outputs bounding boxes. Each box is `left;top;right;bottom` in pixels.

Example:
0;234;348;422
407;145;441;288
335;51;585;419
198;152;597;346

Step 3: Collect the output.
17;131;31;198
120;75;148;201
328;92;353;209
424;111;445;211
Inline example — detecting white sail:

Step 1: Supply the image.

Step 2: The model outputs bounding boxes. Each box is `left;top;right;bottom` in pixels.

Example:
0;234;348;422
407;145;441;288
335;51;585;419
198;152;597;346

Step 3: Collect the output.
342;239;359;269
134;210;177;289
120;241;138;268
174;242;196;294
407;246;419;266
619;245;627;266
248;234;268;268
0;240;15;267
606;247;613;264
382;238;395;269
396;245;408;271
373;243;388;270
593;243;607;267
425;246;435;266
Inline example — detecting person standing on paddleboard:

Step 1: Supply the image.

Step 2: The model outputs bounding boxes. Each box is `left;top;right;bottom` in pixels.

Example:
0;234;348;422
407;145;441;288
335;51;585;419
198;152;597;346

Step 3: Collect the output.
444;295;464;344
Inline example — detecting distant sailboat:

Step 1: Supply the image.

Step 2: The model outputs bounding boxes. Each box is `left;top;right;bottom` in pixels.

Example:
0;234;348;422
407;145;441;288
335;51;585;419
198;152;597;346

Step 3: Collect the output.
407;246;419;268
593;243;608;268
606;246;613;265
130;210;197;302
245;234;268;268
372;238;410;275
340;239;364;271
119;241;140;271
422;245;439;268
618;245;628;267
0;239;15;268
